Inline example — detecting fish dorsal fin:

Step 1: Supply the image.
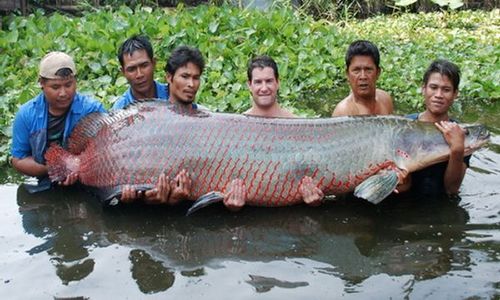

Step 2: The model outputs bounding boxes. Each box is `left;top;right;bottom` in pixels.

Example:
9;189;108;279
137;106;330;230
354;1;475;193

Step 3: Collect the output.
354;170;399;204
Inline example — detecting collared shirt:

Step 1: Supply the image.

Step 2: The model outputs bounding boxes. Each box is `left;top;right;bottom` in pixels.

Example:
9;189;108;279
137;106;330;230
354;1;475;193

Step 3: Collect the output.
111;80;169;110
11;92;105;191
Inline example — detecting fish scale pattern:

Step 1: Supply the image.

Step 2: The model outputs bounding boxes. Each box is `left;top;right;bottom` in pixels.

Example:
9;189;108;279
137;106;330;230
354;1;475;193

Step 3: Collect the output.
48;100;487;206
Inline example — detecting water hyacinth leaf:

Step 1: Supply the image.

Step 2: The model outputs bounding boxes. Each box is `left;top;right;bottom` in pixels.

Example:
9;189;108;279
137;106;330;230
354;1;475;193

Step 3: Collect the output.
5;30;19;43
89;62;101;72
115;77;128;87
209;21;219;33
97;75;112;84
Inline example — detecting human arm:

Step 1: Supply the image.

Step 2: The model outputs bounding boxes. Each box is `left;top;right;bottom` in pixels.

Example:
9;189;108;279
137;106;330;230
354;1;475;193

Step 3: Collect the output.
11;156;78;186
10;109;46;177
11;156;48;177
435;121;467;195
299;176;324;206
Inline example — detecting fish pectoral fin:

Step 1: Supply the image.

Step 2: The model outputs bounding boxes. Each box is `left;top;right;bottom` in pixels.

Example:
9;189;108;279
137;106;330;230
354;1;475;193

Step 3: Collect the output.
186;191;225;216
354;170;399;204
94;184;155;206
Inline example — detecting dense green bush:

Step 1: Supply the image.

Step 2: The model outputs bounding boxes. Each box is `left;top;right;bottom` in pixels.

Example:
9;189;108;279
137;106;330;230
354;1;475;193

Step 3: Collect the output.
0;5;498;163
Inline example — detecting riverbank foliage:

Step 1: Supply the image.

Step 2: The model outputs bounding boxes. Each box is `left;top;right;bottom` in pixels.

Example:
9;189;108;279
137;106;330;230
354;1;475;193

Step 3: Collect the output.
0;5;498;163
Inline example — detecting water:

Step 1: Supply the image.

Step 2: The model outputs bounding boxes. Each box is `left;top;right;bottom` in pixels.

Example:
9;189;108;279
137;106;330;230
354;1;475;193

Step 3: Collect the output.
1;107;499;299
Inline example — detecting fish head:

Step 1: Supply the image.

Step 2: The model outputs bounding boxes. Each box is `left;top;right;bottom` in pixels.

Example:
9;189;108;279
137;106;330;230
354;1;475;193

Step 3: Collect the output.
462;123;490;156
395;121;489;172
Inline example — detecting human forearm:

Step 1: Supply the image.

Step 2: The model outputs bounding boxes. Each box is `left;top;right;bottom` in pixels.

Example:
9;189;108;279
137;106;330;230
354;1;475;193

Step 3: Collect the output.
435;121;467;195
11;157;48;177
443;148;466;195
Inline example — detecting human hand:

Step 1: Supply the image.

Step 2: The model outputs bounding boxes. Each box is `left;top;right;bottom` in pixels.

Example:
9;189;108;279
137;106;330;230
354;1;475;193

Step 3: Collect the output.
121;185;140;203
59;172;78;186
435;121;465;153
393;168;410;194
169;169;192;205
144;173;171;205
299;176;324;206
223;179;246;212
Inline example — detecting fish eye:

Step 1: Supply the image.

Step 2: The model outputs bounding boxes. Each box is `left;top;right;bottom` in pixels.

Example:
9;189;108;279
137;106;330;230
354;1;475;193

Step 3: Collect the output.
464;129;470;136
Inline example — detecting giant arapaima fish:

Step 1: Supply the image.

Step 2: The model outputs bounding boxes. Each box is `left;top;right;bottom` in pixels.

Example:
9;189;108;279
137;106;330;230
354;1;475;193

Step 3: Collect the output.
44;100;489;213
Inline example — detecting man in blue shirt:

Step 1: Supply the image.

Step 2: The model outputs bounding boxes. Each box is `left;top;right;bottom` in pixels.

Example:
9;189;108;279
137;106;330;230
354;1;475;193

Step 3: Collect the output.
112;35;169;110
11;51;105;192
120;46;206;204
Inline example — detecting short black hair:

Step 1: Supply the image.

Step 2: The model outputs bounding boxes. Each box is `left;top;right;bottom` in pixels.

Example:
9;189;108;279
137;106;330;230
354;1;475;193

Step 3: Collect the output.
247;55;279;81
117;35;154;67
164;46;205;75
345;40;380;69
423;59;461;91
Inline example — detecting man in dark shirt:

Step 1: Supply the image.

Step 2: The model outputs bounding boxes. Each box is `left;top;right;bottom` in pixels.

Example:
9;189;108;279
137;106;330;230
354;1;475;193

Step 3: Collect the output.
402;59;469;196
11;51;105;192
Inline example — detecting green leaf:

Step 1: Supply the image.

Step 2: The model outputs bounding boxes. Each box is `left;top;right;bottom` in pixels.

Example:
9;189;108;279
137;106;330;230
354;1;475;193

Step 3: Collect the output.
209;21;219;34
89;62;101;72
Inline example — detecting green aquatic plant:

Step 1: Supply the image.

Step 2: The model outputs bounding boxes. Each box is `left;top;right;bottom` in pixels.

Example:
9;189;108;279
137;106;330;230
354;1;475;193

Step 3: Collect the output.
0;5;498;164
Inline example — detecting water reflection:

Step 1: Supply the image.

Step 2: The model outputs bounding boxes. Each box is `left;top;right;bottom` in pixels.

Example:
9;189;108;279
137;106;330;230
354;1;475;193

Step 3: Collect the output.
17;184;472;293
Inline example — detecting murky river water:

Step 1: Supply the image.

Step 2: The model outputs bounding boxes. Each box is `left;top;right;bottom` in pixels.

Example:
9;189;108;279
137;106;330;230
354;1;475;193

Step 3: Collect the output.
1;109;499;299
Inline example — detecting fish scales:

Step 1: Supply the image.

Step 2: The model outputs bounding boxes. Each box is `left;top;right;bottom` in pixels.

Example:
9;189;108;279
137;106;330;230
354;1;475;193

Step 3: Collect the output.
45;101;489;206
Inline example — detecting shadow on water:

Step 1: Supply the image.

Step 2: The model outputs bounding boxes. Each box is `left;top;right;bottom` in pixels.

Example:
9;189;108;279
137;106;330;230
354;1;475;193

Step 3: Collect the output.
16;184;473;293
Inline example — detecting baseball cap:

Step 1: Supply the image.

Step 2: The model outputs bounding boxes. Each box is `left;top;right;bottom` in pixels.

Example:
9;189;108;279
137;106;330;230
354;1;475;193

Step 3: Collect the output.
39;51;77;79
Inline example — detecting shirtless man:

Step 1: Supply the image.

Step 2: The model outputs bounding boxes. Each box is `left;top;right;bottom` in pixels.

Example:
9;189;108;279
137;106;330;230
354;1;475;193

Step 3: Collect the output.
244;55;295;118
332;40;393;116
224;55;324;211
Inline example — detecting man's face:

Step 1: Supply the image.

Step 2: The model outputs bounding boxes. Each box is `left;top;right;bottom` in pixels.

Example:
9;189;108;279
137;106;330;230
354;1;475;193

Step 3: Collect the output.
422;72;458;116
346;55;380;98
247;67;279;108
166;62;201;104
41;76;77;116
121;49;156;98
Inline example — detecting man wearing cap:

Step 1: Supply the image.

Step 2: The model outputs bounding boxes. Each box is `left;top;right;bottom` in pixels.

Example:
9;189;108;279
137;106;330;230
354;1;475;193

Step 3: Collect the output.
11;51;105;192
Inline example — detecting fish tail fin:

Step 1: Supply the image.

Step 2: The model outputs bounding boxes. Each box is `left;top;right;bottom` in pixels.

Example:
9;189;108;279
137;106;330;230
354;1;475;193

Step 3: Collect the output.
44;144;76;183
354;170;399;204
186;191;225;216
